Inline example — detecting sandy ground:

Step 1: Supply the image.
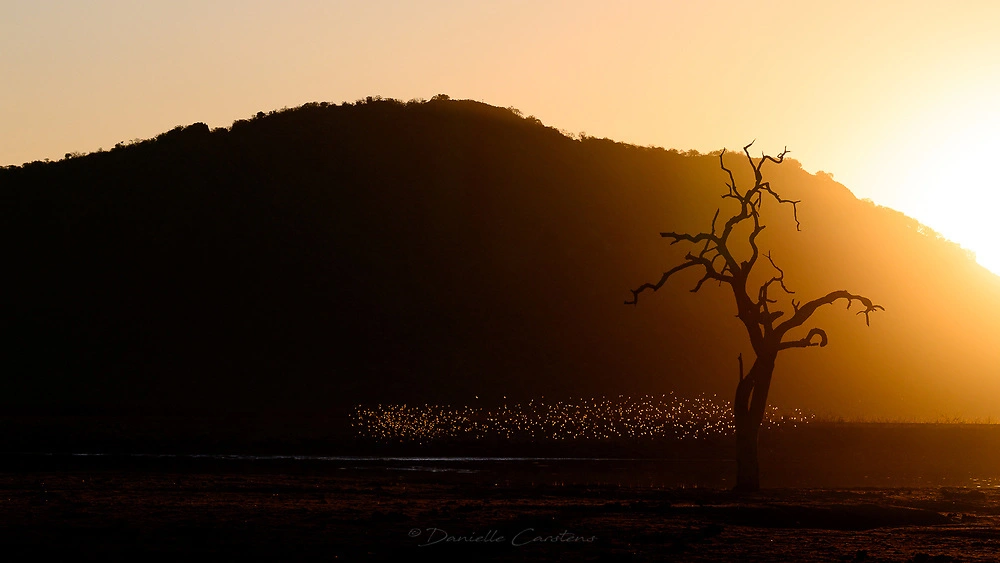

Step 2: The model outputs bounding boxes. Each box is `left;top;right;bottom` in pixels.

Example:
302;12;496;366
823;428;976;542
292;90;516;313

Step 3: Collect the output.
1;458;999;562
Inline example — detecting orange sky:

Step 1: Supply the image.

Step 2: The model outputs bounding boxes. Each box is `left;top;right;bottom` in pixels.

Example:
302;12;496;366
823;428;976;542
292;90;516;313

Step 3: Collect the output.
3;1;999;272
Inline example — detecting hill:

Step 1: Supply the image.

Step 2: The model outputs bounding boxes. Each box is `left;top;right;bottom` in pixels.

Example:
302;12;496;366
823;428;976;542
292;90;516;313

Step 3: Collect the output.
3;96;999;418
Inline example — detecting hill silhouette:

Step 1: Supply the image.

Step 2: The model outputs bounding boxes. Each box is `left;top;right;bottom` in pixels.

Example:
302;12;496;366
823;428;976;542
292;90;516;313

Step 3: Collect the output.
3;96;999;419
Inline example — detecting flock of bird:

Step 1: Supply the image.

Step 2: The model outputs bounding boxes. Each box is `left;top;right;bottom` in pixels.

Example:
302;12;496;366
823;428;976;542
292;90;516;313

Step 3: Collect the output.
352;394;815;443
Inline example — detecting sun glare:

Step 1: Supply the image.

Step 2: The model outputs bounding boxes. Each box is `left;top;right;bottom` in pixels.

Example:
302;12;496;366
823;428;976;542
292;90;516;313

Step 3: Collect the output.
868;109;1000;275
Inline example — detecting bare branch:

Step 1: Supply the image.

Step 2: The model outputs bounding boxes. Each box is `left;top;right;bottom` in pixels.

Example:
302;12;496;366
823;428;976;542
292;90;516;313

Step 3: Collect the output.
776;290;884;336
719;149;740;198
737;353;744;382
755;252;794;333
762;310;784;325
759;146;790;168
745;215;765;272
625;261;702;305
761;252;794;296
686;252;733;282
742;141;757;172
660;231;717;246
778;327;828;350
758;182;802;231
691;269;714;293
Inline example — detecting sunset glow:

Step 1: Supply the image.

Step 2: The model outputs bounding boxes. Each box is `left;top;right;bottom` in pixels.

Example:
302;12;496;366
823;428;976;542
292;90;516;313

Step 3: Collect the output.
865;106;1000;273
11;3;1000;554
3;2;1000;274
4;2;999;276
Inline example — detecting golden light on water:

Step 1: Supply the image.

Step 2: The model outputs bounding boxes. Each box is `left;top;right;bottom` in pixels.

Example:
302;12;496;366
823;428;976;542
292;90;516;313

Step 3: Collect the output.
352;395;815;443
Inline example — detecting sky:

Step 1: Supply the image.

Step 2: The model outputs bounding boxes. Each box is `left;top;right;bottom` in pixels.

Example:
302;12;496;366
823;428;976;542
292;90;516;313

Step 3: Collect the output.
3;0;1000;272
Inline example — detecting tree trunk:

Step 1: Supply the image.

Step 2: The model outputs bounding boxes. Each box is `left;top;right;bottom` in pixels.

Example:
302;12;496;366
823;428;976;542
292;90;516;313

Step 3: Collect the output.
732;353;775;492
734;420;760;491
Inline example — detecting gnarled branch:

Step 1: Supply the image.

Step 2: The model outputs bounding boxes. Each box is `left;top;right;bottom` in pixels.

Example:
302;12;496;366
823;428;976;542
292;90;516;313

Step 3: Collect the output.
778;327;828;350
776;290;884;336
720;149;740;198
758;182;801;231
660;231;718;246
686;252;732;292
756;252;795;332
625;261;701;305
716;142;803;274
762;252;794;296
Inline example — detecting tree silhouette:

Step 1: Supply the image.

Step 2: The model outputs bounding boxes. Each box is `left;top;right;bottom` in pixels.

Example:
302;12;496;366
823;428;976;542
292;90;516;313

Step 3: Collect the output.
626;142;883;491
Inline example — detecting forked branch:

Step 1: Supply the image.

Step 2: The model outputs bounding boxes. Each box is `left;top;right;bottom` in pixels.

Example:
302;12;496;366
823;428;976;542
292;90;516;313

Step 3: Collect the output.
776;290;884;337
628;142;882;353
626;251;734;305
761;252;794;297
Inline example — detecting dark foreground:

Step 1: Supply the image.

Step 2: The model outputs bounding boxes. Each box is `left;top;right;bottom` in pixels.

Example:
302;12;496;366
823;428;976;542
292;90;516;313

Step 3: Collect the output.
1;454;998;562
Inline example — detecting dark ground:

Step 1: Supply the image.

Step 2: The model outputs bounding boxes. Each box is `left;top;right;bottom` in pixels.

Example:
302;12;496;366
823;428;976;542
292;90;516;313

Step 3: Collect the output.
0;459;996;562
3;419;1000;561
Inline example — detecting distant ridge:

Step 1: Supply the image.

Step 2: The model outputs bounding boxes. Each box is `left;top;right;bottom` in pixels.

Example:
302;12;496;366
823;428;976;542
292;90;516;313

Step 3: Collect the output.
2;96;998;419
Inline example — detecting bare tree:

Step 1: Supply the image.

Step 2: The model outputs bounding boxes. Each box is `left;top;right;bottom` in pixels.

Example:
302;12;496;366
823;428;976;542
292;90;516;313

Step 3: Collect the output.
626;142;883;492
